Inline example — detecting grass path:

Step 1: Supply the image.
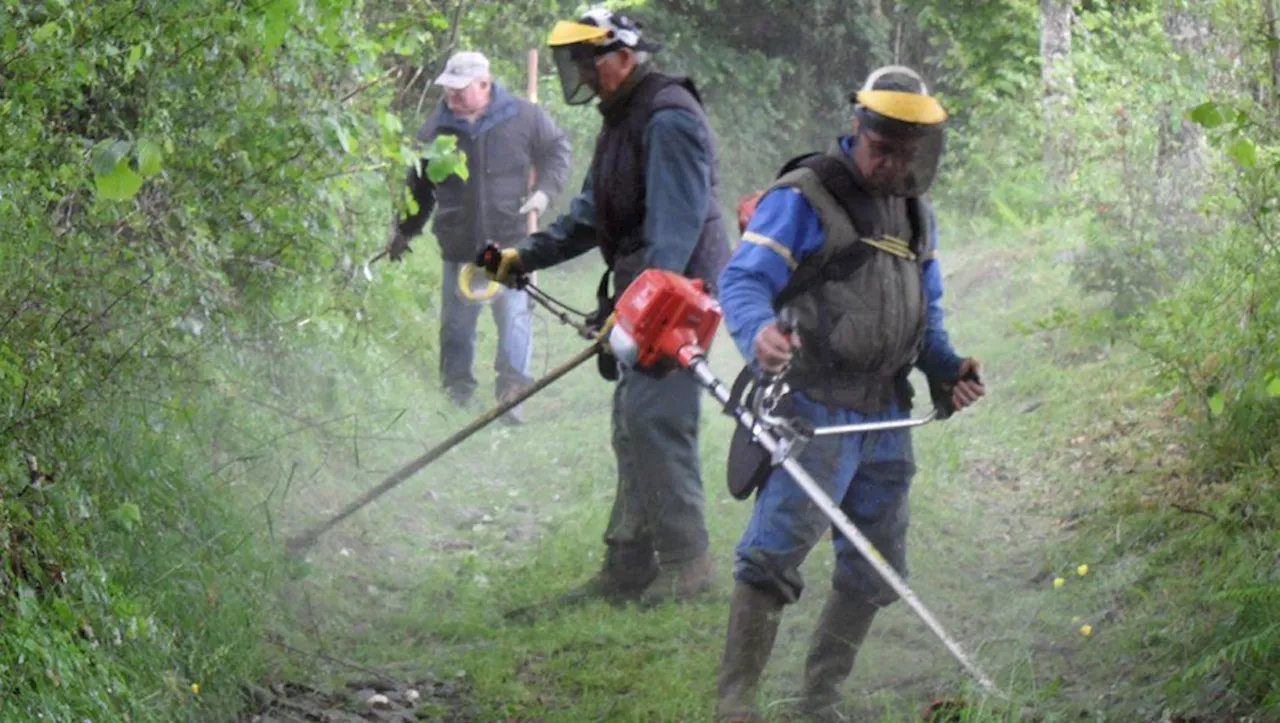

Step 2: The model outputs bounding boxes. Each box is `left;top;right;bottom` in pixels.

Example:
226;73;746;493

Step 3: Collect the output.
261;221;1177;721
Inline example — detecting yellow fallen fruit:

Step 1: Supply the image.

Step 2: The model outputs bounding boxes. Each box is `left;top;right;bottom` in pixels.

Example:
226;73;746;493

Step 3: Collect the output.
191;683;200;695
1053;577;1066;588
1080;624;1093;637
1077;564;1089;576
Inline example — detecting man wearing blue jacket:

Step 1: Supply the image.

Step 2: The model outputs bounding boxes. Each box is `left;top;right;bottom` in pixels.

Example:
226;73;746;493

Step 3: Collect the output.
488;8;730;607
389;51;572;424
713;67;986;722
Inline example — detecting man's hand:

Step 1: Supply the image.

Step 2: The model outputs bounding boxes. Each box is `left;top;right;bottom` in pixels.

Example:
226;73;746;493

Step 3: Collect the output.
518;190;549;216
753;321;801;373
951;358;986;412
387;231;412;262
484;248;525;288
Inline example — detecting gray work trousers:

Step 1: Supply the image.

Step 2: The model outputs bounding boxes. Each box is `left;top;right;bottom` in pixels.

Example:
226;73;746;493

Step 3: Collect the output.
603;366;710;569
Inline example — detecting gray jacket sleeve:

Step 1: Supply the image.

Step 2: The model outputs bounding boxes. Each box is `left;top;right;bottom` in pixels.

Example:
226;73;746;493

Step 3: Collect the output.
530;107;572;203
642;107;711;274
517;170;599;271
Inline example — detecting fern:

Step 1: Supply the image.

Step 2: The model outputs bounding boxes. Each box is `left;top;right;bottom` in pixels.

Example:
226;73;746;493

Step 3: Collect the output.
1184;623;1280;680
1213;583;1280;605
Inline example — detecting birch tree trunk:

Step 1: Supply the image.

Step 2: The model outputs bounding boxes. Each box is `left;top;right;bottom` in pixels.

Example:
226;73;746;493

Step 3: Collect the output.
1040;0;1074;186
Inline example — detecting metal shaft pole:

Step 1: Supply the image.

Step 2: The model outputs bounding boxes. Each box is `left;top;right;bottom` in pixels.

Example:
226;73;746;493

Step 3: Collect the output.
811;410;938;436
285;343;599;555
687;358;1002;696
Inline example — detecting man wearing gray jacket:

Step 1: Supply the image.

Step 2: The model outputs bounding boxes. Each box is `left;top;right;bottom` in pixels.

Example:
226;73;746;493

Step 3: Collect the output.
389;51;572;423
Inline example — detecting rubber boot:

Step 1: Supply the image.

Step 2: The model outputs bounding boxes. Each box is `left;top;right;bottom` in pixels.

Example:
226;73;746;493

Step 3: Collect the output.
638;551;715;607
715;581;785;722
794;588;879;722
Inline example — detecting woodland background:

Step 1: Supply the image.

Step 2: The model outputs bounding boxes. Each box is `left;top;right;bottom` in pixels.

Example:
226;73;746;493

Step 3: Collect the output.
1;0;1278;720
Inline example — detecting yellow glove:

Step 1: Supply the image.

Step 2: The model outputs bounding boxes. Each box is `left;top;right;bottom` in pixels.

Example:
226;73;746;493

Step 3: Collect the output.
484;248;525;288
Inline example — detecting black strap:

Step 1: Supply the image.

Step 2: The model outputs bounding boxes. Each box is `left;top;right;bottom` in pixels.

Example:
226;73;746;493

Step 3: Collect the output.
772;154;880;311
726;366;755;417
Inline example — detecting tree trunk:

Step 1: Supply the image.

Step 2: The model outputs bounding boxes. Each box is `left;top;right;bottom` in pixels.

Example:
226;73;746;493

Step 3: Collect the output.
1040;0;1074;186
1157;3;1211;207
1267;0;1280;114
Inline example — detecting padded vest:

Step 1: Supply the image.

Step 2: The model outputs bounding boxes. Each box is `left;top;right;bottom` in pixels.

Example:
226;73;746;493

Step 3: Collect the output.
590;66;729;296
768;146;931;414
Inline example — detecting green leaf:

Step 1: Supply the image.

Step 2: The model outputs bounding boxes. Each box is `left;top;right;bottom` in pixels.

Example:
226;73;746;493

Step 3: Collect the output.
1208;392;1224;417
31;21;59;43
379;111;402;135
1228;138;1257;168
136;139;163;177
113;502;142;531
1266;376;1280;397
261;0;298;52
426;156;467;183
93;140;135;176
1188;102;1225;129
95;162;144;201
333;122;351;153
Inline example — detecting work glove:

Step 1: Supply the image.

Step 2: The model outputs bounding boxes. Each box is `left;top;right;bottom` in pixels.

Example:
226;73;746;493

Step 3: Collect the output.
950;358;986;411
387;230;412;262
480;247;525;288
930;358;986;419
518;190;549;216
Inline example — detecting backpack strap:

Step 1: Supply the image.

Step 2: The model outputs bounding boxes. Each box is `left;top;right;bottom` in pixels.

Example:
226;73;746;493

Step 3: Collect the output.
771;154;881;310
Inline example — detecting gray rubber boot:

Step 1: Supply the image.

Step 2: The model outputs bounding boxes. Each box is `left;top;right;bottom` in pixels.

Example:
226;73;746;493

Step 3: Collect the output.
794;588;879;721
716;581;786;722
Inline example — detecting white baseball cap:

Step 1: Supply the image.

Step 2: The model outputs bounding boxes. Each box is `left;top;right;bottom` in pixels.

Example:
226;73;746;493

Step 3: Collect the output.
434;51;491;90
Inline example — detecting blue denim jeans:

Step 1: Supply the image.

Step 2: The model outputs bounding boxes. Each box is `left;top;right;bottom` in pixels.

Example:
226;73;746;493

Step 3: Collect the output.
734;393;916;606
439;261;534;406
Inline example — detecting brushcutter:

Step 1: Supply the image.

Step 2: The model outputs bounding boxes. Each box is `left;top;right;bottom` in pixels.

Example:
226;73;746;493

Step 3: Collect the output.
600;268;1003;698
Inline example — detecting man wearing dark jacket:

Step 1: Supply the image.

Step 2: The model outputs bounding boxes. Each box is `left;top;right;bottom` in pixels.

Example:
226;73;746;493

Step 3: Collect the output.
388;51;571;422
486;8;731;606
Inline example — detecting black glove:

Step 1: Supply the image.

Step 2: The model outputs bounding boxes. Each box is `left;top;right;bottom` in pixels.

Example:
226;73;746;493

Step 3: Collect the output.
387;231;412;262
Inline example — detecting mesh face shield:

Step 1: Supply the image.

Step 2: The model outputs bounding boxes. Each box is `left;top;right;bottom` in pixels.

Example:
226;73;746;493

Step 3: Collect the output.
850;67;948;197
552;44;602;106
854;105;946;196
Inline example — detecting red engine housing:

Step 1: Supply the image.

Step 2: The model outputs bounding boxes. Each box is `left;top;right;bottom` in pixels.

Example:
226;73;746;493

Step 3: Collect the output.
612;269;722;370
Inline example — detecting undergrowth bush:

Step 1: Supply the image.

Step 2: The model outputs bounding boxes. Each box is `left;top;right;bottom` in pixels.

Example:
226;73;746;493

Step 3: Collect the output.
1068;95;1280;716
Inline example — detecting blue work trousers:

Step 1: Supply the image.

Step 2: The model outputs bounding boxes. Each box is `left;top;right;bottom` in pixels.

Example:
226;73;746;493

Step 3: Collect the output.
734;393;917;606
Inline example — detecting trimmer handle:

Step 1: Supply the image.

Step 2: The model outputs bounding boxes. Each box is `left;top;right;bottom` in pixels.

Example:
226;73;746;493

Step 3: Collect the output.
776;306;798;336
476;241;529;289
477;242;503;275
932;367;983;420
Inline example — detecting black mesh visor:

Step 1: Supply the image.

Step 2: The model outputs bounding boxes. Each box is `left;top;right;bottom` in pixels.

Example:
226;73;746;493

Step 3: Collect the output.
553;45;603;106
855;107;946;196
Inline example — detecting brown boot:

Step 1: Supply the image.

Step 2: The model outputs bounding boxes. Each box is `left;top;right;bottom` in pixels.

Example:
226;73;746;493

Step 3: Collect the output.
793;588;879;721
638;551;715;606
503;548;656;621
716;581;785;722
556;544;658;605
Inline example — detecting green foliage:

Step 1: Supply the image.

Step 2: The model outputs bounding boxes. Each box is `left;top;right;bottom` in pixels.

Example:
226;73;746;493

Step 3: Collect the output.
3;0;1280;718
0;0;469;717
